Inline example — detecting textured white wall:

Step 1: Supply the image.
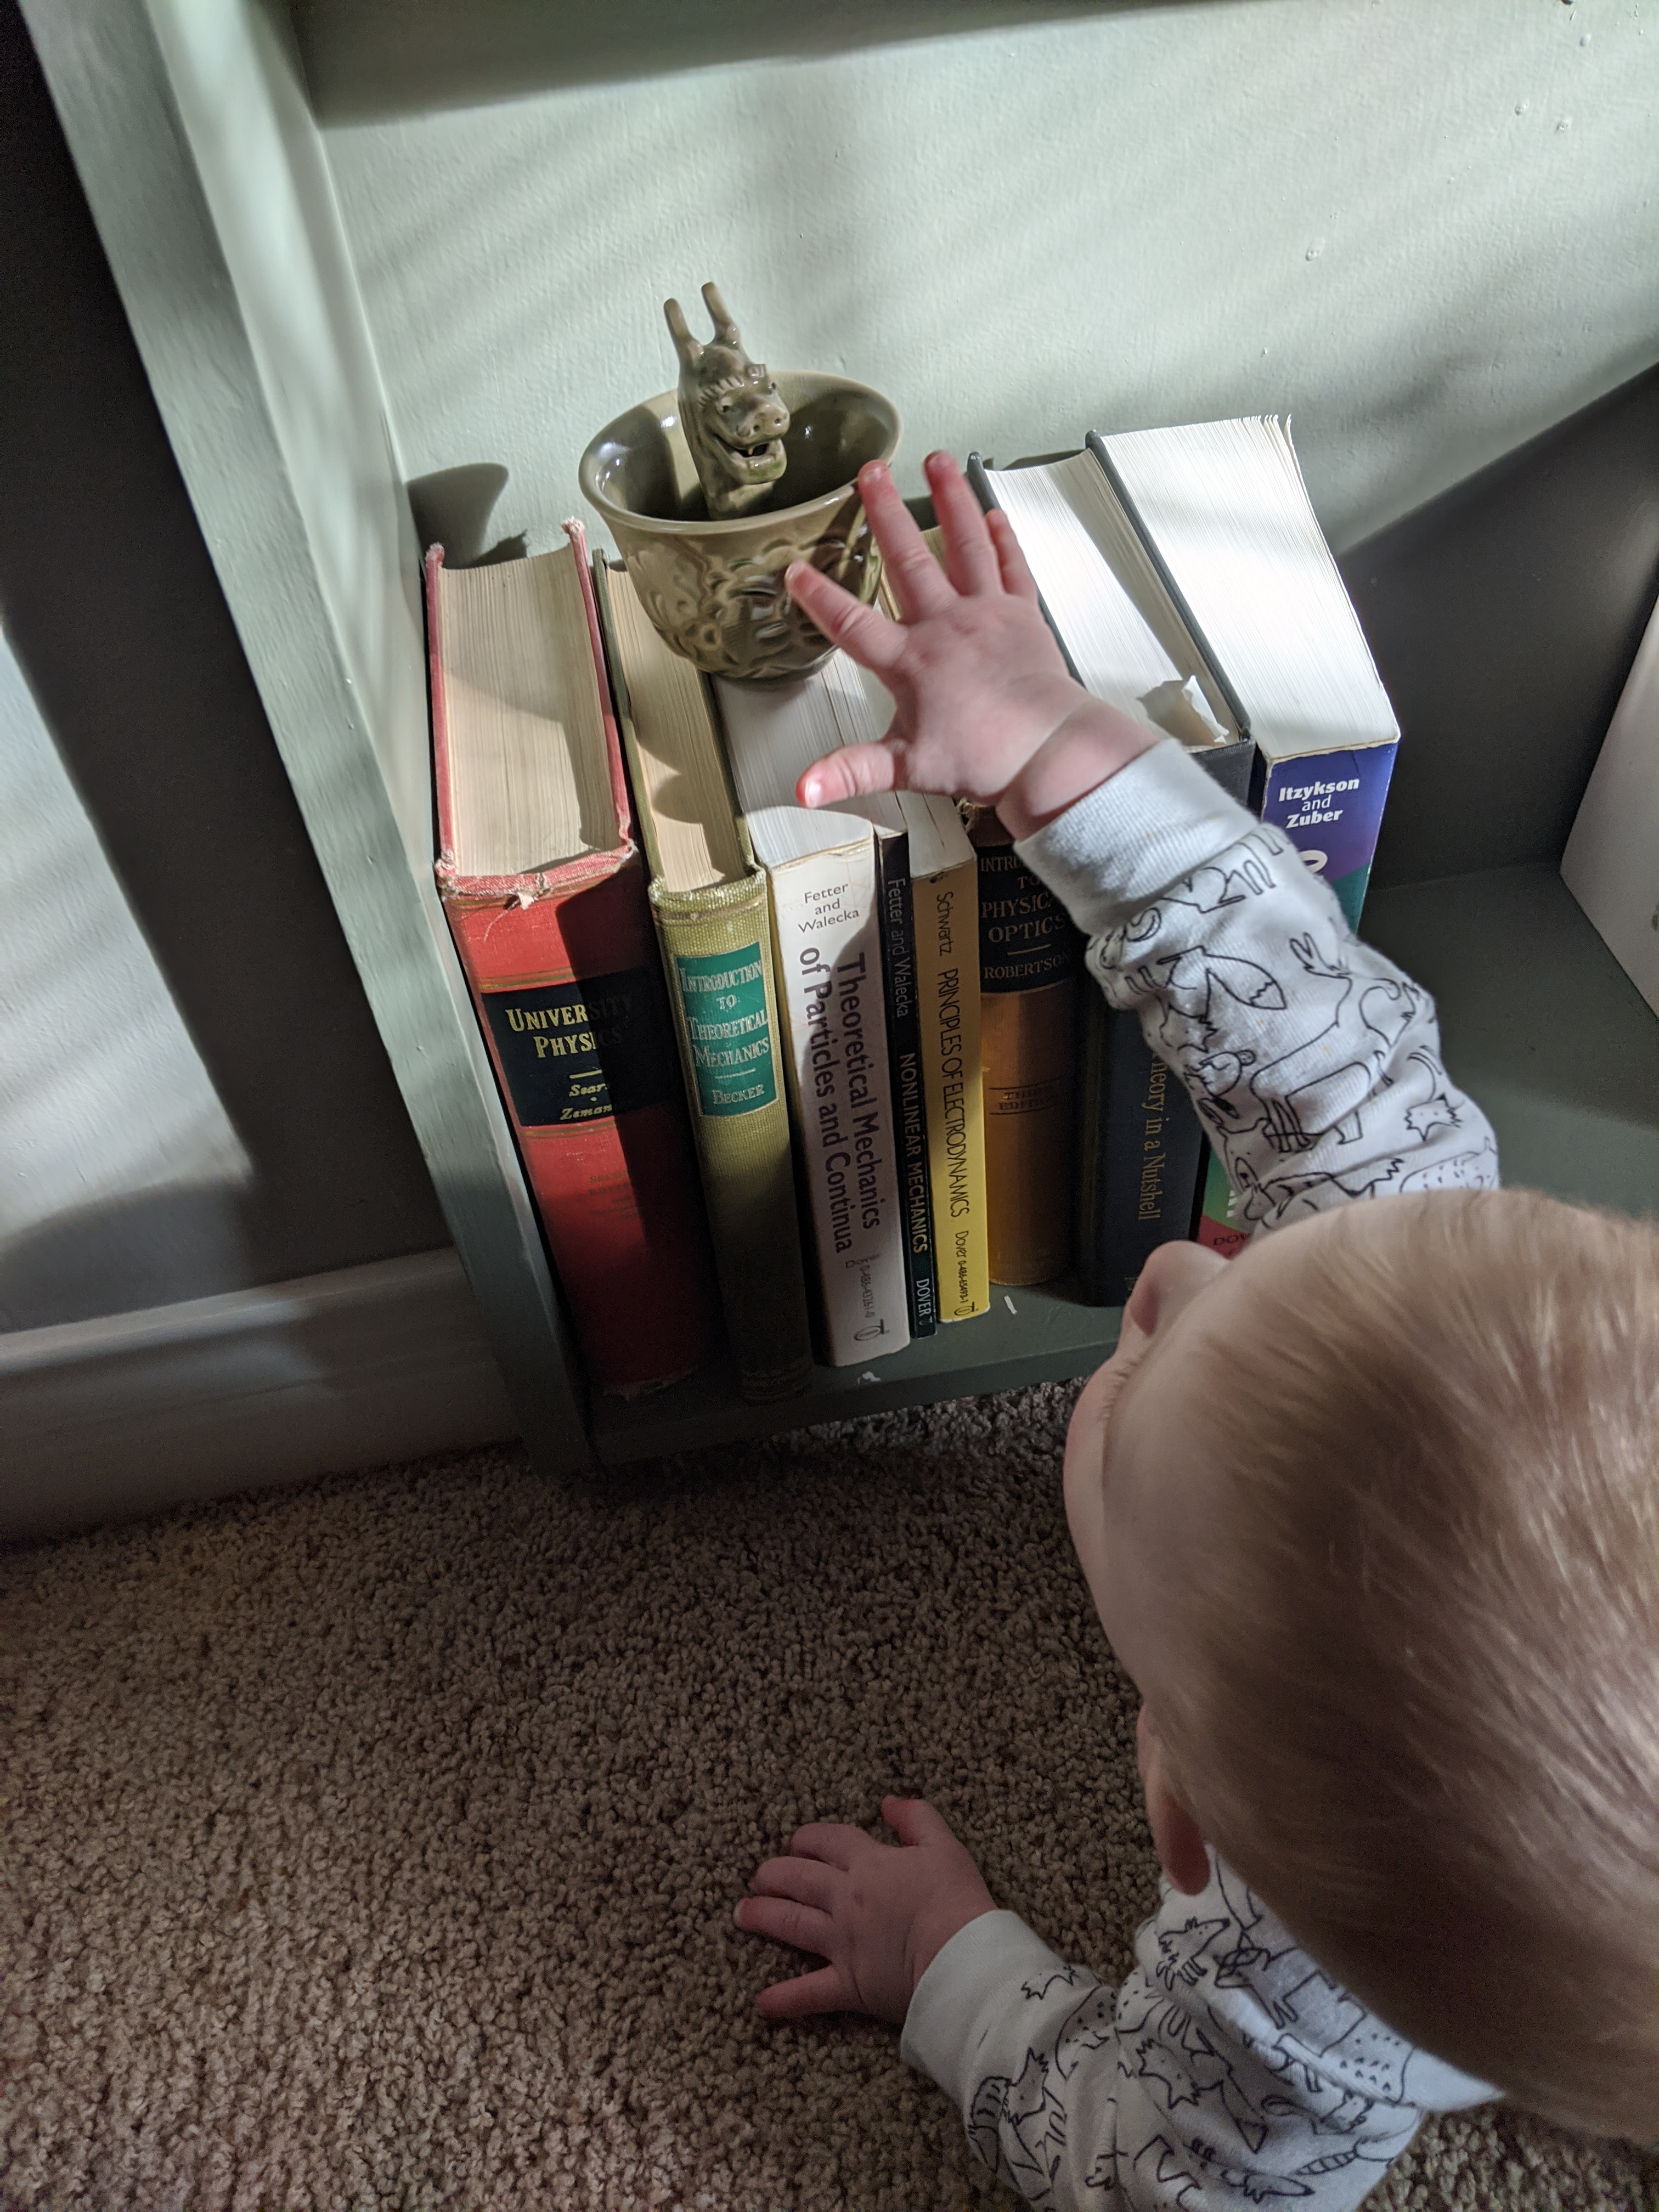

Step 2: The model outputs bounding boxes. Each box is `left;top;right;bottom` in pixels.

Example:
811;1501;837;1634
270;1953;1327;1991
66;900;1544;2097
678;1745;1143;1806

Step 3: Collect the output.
321;0;1659;562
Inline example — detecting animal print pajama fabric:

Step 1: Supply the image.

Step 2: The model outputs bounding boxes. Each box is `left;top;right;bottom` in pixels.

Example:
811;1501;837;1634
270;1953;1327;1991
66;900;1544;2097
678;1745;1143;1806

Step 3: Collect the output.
1021;738;1499;1230
896;741;1499;2208
902;1872;1493;2210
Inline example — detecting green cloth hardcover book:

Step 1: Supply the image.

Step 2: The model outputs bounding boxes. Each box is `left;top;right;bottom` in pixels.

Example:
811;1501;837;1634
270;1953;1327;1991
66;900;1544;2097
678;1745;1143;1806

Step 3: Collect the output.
595;557;812;1402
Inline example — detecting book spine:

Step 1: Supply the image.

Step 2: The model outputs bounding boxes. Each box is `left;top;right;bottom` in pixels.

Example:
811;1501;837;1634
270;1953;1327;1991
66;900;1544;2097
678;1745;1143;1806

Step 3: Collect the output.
912;855;990;1320
1193;1142;1250;1260
1192;740;1399;1256
974;825;1085;1286
1074;741;1253;1304
876;830;939;1337
590;551;812;1401
1074;994;1207;1306
1251;741;1398;932
653;883;815;1402
766;842;911;1365
439;861;720;1396
426;541;719;1397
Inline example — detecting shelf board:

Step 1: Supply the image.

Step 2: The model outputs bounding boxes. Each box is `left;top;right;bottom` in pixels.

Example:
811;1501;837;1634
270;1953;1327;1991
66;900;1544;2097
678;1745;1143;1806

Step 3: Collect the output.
591;1275;1120;1465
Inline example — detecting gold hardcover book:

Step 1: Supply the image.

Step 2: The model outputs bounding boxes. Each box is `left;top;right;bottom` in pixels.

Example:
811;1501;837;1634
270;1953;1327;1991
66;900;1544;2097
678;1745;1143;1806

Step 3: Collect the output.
595;558;812;1402
882;531;990;1317
907;798;989;1321
969;811;1081;1286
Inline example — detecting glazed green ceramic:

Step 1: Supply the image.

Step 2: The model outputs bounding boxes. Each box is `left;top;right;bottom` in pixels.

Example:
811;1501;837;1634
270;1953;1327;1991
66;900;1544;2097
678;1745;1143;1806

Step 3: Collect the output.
580;372;901;682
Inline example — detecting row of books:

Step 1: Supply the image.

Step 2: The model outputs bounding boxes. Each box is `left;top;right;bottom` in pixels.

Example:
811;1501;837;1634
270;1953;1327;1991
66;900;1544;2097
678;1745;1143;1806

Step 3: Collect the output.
426;416;1402;1403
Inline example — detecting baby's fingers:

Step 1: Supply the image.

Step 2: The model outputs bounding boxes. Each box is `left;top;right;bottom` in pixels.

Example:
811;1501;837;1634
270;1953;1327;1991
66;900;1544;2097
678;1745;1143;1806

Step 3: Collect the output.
784;563;906;679
747;1850;839;1913
986;507;1040;604
753;1961;855;2021
798;740;901;810
733;1889;836;1965
927;451;1001;599
861;459;955;622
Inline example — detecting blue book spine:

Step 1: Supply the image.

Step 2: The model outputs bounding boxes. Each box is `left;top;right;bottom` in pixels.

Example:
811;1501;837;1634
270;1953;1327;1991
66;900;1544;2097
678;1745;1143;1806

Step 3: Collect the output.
1251;741;1399;932
1196;738;1401;1255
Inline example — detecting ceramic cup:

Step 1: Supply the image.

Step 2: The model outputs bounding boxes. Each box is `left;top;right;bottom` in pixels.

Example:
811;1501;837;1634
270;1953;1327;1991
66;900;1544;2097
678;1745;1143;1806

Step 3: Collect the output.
579;373;901;682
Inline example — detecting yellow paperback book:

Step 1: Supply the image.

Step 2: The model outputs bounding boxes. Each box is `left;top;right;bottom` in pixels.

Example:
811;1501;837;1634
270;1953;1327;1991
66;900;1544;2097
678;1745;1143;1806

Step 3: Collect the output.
907;797;989;1320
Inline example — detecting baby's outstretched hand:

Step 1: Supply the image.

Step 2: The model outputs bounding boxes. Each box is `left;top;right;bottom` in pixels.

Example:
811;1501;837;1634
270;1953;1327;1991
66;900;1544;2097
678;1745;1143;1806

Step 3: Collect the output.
784;452;1155;839
735;1795;996;2027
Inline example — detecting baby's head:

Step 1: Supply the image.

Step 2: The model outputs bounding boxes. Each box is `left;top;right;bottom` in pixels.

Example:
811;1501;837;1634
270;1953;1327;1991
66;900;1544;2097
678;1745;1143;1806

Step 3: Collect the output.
1064;1188;1659;2141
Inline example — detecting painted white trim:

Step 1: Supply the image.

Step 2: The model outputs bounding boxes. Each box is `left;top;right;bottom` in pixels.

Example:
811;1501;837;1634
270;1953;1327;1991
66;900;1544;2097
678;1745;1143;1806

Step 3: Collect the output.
0;1250;520;1539
20;0;586;1470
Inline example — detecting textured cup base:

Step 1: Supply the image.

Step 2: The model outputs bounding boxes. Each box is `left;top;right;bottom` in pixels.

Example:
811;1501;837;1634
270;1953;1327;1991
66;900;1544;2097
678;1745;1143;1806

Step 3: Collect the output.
622;500;882;682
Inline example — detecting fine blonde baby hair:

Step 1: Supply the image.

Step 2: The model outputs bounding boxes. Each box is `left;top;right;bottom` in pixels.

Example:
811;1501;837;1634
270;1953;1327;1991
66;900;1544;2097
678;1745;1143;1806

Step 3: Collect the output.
1164;1187;1659;2142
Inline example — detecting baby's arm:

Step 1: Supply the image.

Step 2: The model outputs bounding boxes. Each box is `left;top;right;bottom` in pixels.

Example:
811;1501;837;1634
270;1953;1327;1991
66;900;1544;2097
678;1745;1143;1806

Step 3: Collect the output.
901;1859;1490;2211
790;453;1497;1228
1018;748;1499;1228
732;1798;1475;2209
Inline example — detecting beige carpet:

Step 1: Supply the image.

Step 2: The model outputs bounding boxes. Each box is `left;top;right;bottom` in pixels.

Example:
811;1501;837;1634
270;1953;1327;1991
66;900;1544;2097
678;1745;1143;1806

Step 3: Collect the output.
3;1383;1654;2212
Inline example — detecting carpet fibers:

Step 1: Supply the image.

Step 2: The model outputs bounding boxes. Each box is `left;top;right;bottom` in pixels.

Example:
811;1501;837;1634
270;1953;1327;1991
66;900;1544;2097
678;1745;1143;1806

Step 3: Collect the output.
3;1383;1654;2211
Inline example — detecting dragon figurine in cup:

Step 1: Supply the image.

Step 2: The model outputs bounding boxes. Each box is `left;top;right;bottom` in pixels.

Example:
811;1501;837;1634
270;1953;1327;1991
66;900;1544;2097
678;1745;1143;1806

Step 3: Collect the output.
664;282;791;517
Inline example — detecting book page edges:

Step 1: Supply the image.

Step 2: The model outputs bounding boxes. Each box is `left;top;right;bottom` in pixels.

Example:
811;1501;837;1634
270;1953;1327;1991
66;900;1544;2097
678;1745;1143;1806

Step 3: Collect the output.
565;518;635;849
1081;431;1249;742
596;555;749;896
1098;417;1397;764
898;790;974;875
430;531;634;898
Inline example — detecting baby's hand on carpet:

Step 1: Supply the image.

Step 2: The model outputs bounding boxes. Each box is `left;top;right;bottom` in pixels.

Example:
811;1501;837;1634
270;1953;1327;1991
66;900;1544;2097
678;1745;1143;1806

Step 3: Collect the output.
734;1795;996;2027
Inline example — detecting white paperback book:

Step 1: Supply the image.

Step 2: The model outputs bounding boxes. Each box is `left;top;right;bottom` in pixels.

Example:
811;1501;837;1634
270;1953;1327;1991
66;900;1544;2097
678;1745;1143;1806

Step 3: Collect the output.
715;657;912;1365
1560;591;1659;1018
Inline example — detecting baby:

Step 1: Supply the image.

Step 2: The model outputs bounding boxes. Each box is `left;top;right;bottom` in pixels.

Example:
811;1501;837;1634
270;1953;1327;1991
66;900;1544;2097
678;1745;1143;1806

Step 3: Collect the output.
731;453;1659;2208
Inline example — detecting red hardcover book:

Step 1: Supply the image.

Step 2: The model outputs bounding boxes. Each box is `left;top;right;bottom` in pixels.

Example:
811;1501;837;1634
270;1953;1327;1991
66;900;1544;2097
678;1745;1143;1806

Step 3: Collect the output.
427;522;717;1396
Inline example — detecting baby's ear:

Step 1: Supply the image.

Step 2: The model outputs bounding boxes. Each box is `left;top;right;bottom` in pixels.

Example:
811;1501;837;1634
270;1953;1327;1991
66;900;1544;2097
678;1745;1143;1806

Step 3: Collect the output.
1148;1790;1211;1896
1139;1709;1212;1895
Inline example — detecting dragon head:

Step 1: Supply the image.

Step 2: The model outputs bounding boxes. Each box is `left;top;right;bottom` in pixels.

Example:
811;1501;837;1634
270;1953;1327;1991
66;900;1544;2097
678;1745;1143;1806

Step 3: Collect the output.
665;283;791;518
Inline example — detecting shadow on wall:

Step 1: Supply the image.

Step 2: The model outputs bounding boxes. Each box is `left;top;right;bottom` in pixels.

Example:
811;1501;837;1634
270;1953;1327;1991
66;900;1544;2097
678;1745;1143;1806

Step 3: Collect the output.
408;464;525;567
0;1190;257;1336
291;0;1208;122
322;0;1659;572
0;0;450;1335
0;629;256;1333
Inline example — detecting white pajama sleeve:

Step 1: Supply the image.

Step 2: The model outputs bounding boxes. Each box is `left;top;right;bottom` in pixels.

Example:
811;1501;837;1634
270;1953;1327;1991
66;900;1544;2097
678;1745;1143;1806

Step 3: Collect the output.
1015;741;1499;1229
901;1867;1493;2211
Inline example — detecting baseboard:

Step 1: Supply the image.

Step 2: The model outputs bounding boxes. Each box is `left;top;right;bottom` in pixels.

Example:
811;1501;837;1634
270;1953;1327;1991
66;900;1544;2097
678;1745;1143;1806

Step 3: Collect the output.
0;1249;521;1540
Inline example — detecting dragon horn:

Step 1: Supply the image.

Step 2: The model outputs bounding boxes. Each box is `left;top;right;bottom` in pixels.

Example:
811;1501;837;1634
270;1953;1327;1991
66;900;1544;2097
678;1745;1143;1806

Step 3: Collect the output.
663;296;702;368
701;280;742;347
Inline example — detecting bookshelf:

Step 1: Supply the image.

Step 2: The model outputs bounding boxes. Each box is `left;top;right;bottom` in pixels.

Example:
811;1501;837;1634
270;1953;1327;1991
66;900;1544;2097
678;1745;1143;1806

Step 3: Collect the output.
25;1;1659;1477
595;860;1659;1465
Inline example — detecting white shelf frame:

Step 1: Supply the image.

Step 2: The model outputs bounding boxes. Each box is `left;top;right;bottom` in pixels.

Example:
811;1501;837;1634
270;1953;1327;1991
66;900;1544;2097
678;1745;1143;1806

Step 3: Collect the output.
24;0;590;1471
